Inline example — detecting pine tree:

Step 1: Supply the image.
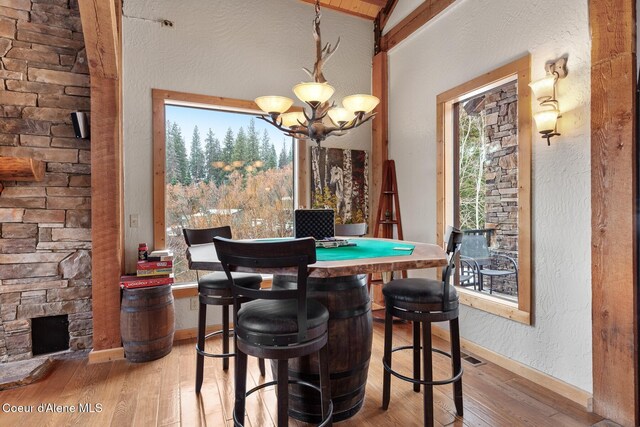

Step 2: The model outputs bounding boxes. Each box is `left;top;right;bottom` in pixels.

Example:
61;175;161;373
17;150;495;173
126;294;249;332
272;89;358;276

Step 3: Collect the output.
247;119;260;163
222;127;234;164
286;139;293;165
189;125;206;182
278;144;288;169
204;128;222;184
170;122;190;185
165;120;178;184
260;129;277;170
233;127;248;164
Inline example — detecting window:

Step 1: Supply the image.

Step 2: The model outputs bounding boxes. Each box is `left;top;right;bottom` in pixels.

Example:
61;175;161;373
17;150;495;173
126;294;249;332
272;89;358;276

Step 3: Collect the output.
152;90;302;283
436;55;532;324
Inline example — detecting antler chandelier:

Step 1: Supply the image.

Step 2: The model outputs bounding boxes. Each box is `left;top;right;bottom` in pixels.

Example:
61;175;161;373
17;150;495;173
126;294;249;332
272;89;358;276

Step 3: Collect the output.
255;0;379;146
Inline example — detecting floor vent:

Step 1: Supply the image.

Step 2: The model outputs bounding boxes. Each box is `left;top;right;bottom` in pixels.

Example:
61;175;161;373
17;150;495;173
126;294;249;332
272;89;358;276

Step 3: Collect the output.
462;354;485;366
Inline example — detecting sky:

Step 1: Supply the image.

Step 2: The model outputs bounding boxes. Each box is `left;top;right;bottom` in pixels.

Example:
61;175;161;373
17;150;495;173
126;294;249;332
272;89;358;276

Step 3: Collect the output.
165;104;292;155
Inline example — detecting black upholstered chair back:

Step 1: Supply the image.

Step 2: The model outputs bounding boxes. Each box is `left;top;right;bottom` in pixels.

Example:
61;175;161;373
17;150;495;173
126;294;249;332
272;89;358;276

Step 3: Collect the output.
442;227;463;301
213;237;317;342
183;226;232;247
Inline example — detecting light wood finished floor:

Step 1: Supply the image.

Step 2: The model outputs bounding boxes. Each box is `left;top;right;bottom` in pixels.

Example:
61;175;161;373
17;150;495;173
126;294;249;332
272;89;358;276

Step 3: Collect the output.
0;322;603;426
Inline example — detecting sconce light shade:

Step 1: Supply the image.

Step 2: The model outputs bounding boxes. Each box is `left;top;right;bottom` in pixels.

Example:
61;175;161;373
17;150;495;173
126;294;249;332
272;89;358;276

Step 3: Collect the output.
280;111;306;128
533;109;559;133
293;82;335;105
528;75;556;101
327;107;356;125
255;96;294;115
342;94;380;114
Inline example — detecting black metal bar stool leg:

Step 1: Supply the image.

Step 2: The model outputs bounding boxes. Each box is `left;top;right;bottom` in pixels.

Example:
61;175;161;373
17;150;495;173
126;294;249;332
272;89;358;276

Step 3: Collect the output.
450;318;464;416
277;359;289;427
222;304;230;371
258;357;265;377
234;349;248;426
382;305;393;410
413;321;421;392
422;321;434;427
195;301;207;393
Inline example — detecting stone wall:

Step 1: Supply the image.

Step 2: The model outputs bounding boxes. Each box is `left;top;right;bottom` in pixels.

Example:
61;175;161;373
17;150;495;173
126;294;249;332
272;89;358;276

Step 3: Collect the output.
0;0;91;362
483;81;518;295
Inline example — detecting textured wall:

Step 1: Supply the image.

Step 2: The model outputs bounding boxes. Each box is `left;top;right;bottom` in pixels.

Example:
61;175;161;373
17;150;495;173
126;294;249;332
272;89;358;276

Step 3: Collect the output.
0;0;92;362
387;0;592;392
122;0;373;328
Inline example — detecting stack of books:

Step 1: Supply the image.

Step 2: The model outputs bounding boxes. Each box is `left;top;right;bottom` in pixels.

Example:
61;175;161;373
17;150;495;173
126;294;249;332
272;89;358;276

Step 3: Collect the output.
120;250;175;289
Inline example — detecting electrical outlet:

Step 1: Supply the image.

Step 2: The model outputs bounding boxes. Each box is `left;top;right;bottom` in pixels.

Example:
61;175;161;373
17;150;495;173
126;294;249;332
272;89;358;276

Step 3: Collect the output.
190;297;198;311
129;214;139;228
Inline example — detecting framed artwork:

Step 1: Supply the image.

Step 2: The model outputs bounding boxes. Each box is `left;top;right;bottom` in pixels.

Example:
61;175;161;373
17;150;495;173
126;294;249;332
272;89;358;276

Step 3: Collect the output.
310;147;369;224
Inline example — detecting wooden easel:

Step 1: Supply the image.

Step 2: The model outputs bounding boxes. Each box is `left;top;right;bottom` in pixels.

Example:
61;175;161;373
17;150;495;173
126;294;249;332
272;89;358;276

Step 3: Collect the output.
370;160;406;318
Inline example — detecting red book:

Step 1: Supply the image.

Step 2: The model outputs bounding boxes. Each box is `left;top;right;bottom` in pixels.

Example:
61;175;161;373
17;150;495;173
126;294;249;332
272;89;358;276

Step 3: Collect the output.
136;260;173;270
120;275;174;289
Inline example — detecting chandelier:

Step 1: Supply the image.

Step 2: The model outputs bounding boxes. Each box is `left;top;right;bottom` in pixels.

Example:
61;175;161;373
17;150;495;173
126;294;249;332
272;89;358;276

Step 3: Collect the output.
255;0;380;146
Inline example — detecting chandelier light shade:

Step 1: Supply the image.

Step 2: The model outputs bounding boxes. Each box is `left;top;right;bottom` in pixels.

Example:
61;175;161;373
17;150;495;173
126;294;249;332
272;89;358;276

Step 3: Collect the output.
327;107;356;125
255;0;379;146
342;94;380;114
255;96;294;115
280;111;306;128
293;82;335;105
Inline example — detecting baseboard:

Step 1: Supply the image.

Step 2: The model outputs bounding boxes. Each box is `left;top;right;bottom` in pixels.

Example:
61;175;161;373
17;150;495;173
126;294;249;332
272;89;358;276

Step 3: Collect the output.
173;324;224;342
88;347;125;364
431;325;593;411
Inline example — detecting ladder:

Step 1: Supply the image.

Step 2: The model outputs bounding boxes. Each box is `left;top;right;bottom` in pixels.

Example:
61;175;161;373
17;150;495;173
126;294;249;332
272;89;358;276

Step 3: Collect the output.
370;160;406;316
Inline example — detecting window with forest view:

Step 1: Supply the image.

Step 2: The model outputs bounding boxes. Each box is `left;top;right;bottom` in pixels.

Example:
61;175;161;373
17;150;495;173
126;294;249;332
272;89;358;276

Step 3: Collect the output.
164;105;294;284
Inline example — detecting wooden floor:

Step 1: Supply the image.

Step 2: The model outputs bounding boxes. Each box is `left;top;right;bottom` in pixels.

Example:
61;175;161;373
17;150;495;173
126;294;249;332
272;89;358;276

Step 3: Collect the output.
0;322;603;426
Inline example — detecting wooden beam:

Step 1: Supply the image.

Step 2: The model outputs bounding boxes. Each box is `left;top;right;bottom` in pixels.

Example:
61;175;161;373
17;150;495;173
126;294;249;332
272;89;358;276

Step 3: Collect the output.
590;0;638;425
78;0;123;353
77;0;118;79
361;0;387;6
298;0;376;20
381;0;455;51
371;52;388;236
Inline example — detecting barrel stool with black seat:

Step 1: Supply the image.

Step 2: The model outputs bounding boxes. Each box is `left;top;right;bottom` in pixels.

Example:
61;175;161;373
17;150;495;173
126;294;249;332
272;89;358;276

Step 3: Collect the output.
182;226;265;394
381;227;464;427
214;236;333;427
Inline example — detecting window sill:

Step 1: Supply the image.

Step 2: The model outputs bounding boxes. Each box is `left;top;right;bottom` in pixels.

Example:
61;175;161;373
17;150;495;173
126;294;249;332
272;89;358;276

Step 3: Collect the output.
456;287;531;325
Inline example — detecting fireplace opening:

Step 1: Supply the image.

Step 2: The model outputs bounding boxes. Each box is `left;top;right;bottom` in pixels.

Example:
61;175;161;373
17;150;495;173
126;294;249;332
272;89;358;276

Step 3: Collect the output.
32;315;70;356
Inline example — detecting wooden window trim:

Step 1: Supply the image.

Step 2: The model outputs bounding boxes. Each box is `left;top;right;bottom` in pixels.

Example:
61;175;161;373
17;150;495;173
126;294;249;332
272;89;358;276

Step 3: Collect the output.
151;89;305;249
436;54;532;325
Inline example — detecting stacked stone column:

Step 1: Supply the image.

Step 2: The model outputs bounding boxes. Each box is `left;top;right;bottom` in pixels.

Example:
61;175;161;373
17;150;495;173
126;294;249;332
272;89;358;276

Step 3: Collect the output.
0;0;91;362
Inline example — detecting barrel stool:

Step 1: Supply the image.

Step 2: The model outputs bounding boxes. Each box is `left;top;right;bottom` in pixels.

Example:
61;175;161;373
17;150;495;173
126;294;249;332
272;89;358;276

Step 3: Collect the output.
182;226;265;394
381;227;464;427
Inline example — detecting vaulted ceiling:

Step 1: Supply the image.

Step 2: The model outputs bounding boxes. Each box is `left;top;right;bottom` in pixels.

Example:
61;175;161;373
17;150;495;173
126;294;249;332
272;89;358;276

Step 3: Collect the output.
299;0;390;20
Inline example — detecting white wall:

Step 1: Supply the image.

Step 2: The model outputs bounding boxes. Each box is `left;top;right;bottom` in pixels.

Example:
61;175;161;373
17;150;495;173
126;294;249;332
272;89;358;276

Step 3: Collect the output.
122;0;373;328
387;0;592;392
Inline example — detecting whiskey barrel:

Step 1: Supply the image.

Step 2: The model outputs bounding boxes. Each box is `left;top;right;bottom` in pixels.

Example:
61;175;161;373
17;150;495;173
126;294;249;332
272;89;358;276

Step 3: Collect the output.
120;284;175;362
272;274;372;422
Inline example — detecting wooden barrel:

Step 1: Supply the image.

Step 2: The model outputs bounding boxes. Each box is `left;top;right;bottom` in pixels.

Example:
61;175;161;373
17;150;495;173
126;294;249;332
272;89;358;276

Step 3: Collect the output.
120;284;175;363
272;274;372;422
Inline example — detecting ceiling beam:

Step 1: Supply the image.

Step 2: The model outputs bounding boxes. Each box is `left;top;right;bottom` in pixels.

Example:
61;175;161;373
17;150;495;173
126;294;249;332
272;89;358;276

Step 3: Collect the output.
298;0;377;20
361;0;387;6
381;0;455;51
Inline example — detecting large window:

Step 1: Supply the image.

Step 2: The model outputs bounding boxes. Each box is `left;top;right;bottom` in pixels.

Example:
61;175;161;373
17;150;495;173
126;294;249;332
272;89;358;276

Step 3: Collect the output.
153;90;300;283
436;55;532;324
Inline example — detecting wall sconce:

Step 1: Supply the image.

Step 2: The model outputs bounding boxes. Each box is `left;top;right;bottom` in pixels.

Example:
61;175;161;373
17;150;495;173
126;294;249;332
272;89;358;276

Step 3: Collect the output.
529;57;568;145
